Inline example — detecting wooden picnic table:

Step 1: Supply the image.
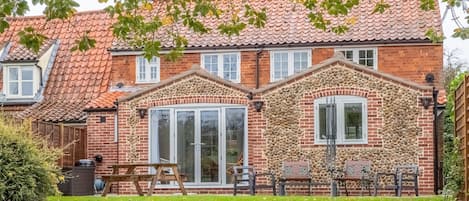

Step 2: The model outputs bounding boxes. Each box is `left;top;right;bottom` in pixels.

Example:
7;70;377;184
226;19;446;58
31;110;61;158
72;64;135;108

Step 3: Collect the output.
101;163;187;196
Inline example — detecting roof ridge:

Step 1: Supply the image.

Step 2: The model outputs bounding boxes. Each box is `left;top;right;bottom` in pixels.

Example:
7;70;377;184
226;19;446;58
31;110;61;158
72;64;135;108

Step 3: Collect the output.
7;9;107;21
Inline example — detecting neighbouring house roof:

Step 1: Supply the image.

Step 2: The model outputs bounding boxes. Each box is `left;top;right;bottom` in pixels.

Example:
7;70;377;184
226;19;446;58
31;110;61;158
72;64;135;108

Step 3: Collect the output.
0;11;114;122
85;91;128;111
119;64;252;102
110;0;442;51
3;39;56;63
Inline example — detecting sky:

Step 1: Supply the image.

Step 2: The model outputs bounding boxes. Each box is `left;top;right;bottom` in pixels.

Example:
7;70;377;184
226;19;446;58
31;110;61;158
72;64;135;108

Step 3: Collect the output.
25;0;469;64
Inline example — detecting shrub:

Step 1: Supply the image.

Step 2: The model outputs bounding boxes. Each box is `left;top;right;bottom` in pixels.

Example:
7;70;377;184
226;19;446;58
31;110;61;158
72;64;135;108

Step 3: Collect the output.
443;73;465;199
0;117;62;201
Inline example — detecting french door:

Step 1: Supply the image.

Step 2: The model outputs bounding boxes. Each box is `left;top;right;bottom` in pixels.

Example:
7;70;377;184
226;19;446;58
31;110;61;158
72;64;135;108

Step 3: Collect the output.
150;106;247;186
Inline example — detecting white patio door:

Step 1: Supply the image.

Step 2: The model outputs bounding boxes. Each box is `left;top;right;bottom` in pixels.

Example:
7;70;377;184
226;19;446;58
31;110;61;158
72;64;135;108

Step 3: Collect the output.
150;105;247;186
175;109;221;185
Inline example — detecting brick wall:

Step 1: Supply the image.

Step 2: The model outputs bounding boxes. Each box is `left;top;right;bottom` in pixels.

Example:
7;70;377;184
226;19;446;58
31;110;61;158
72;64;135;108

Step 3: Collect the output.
312;45;443;86
86;111;118;175
112;45;442;91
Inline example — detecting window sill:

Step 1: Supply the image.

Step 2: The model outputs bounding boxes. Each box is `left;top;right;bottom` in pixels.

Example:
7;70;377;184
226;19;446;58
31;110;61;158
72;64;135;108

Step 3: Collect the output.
314;141;368;145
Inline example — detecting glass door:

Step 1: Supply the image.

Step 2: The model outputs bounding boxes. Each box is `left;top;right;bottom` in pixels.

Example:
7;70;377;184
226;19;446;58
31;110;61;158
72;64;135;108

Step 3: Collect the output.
199;109;220;184
150;106;246;186
175;109;221;185
176;110;196;183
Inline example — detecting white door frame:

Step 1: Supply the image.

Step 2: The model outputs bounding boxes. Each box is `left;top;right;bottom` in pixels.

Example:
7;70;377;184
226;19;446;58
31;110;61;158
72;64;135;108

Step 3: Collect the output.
149;104;248;186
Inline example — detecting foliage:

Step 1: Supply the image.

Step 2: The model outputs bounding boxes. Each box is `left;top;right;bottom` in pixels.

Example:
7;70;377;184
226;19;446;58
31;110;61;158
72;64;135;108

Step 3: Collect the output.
443;49;468;92
47;195;445;201
442;72;466;199
0;0;463;60
0;117;62;201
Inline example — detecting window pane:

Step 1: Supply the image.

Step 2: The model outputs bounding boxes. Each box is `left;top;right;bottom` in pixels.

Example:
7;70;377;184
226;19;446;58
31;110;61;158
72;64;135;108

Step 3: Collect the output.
9;68;18;81
22;81;33;96
225;108;245;184
273;52;288;80
9;82;18;95
21;68;33;80
150;66;158;80
367;50;373;58
293;52;308;73
223;54;238;81
319;104;327;140
153;110;170;163
359;50;366;58
137;57;146;81
204;55;218;75
177;111;195;182
344;103;363;140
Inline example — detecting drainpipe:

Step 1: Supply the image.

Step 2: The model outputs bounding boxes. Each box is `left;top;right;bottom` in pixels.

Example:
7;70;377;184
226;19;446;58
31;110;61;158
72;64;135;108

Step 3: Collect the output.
255;48;263;89
113;99;120;194
432;87;439;194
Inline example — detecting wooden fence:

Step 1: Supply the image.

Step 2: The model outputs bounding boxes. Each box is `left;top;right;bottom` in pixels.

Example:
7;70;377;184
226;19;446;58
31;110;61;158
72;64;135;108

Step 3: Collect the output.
455;75;469;201
31;121;87;168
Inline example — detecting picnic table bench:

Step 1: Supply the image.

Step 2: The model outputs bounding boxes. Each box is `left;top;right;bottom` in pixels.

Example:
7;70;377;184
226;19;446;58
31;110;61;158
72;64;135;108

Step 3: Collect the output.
101;163;187;196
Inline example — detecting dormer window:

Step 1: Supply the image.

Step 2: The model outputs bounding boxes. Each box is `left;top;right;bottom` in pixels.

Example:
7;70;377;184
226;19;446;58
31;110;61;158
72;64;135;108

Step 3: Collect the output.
3;65;39;98
136;56;160;83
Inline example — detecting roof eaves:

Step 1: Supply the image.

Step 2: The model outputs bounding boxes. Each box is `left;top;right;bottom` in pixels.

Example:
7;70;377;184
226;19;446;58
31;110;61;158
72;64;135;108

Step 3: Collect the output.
254;53;433;94
109;38;437;52
83;107;117;112
119;65;251;102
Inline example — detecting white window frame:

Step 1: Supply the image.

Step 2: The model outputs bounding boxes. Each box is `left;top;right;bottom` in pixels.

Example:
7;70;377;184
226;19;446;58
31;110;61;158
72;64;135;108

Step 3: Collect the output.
314;96;368;145
136;55;160;83
2;64;39;98
335;47;378;70
200;52;241;83
270;49;312;82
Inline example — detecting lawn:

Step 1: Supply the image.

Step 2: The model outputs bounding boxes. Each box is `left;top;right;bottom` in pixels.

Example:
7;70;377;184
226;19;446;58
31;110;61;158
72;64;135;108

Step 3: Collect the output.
47;195;444;201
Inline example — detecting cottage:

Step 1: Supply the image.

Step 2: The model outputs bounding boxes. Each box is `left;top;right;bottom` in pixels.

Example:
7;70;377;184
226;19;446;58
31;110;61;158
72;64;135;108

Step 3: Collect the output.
0;0;444;195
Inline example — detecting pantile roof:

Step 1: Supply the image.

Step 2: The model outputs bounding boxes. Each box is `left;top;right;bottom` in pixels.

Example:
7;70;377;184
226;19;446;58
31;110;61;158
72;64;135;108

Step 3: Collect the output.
3;39;56;62
85;91;128;110
0;11;114;122
111;0;442;51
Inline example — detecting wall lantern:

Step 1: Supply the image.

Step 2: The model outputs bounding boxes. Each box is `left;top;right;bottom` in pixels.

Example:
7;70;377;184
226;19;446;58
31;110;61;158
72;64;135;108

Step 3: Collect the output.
246;92;254;100
94;154;103;163
253;101;264;112
136;108;147;118
419;97;432;109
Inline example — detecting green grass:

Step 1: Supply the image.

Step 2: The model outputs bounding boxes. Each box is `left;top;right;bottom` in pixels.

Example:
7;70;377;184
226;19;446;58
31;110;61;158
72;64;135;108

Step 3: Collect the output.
48;195;444;201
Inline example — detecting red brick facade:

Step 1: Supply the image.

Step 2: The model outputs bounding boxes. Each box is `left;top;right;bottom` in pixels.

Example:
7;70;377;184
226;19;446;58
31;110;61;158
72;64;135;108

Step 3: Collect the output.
110;45;442;90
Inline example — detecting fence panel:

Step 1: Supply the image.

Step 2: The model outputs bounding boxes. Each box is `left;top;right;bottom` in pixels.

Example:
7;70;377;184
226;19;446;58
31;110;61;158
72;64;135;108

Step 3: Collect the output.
454;75;469;201
31;121;87;168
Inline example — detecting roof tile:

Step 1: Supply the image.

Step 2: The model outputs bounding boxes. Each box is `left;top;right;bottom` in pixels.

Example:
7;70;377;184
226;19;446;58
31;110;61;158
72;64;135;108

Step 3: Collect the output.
85;91;128;110
3;39;56;62
0;11;114;122
111;0;442;50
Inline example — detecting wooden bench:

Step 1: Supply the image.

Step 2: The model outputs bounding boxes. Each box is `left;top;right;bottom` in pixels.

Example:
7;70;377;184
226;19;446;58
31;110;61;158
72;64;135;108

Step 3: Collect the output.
334;160;372;196
101;163;187;196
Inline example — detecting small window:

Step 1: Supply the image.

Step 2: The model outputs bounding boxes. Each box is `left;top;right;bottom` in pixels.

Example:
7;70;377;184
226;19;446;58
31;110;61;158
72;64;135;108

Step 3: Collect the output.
136;56;160;83
201;53;241;83
270;49;311;82
335;48;377;70
4;65;36;98
314;96;367;144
